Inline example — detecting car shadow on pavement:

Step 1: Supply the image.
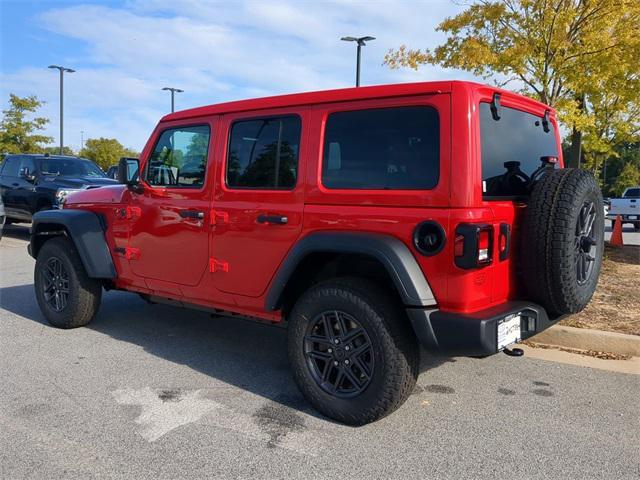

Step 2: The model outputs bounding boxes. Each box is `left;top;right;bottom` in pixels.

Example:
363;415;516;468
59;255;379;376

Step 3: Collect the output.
1;224;31;242
0;283;455;422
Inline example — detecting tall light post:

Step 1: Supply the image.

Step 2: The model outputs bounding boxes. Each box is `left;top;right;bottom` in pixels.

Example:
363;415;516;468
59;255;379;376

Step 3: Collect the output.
162;87;183;113
340;36;375;87
48;65;75;155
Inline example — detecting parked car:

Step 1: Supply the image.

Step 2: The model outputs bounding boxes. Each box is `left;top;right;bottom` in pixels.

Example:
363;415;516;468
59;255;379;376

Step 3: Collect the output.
106;165;118;179
607;186;640;230
0;195;5;240
0;154;118;223
28;81;604;425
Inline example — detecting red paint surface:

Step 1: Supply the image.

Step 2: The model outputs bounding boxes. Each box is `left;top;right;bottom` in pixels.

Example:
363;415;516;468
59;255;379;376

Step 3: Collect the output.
65;81;562;321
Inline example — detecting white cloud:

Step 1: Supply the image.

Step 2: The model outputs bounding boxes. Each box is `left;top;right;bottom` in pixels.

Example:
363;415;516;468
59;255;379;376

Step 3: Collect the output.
1;0;476;151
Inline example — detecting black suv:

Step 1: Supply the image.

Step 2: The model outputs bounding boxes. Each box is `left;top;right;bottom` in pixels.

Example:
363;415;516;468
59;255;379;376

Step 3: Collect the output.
0;154;117;223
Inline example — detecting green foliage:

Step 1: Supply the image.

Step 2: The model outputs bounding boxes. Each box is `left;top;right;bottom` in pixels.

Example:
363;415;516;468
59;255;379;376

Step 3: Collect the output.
0;94;53;154
80;138;139;170
612;161;640;197
42;145;75;156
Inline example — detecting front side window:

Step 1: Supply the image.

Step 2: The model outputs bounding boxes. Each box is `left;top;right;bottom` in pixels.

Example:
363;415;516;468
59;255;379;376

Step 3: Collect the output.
145;125;210;187
226;116;301;189
480;102;559;197
322;106;440;190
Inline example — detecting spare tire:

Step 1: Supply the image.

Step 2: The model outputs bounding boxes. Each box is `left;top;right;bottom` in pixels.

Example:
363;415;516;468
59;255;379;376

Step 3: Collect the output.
520;168;604;317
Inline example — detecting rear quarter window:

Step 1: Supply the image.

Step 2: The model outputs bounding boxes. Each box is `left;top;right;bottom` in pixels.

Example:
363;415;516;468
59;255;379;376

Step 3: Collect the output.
322;106;439;190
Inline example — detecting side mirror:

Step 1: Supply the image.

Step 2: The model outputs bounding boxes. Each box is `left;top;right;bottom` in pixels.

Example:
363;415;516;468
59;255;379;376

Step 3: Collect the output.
118;157;140;185
118;157;144;194
19;167;35;182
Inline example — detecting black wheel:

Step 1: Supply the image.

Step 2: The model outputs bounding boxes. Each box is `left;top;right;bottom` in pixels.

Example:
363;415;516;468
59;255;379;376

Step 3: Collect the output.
521;169;604;316
634;222;640;232
34;236;102;328
287;277;419;425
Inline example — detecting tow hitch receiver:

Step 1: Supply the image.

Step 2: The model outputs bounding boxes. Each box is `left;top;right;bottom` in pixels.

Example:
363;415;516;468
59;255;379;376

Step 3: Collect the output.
503;347;524;357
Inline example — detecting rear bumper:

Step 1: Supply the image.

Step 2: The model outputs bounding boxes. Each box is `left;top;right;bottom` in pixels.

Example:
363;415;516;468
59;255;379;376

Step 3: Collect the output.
406;301;564;357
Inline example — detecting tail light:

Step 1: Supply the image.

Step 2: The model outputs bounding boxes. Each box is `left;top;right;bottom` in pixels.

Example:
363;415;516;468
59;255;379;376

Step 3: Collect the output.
454;223;494;269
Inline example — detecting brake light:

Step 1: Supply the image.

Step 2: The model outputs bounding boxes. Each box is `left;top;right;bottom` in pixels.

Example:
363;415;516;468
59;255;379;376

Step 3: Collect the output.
454;223;494;269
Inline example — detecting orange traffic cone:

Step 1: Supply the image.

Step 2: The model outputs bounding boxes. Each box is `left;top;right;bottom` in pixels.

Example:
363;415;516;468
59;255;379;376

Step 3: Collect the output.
610;215;624;246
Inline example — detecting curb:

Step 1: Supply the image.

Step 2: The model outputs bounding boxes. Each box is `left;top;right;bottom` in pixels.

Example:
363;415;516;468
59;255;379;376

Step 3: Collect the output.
530;325;640;358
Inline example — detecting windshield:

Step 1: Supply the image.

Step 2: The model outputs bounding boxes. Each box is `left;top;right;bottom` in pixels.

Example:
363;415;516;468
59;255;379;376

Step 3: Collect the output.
480;102;558;197
40;158;106;178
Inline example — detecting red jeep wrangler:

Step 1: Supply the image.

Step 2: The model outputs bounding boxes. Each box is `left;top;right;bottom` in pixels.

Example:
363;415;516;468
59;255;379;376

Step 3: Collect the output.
29;81;604;425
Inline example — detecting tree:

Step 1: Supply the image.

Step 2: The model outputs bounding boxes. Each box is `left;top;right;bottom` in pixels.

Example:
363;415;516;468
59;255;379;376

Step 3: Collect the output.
42;145;75;156
0;94;53;154
80;138;139;170
385;0;640;168
611;161;640;197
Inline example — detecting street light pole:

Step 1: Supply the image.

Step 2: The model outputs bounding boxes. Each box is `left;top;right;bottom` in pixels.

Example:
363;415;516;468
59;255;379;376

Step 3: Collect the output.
162;87;184;113
48;65;75;155
341;36;375;87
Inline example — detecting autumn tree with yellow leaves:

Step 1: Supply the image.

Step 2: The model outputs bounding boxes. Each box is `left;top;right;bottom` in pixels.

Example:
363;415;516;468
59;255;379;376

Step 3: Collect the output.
385;0;640;176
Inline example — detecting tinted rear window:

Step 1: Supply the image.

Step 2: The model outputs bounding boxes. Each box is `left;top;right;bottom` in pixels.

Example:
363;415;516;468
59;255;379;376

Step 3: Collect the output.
322;106;439;190
624;188;640;198
480;102;559;197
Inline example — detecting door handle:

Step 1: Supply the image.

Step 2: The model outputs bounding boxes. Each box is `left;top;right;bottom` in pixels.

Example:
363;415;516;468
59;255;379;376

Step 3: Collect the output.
179;210;204;220
257;214;288;225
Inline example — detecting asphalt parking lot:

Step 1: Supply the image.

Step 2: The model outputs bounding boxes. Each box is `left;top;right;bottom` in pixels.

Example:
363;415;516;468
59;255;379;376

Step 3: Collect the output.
1;224;639;480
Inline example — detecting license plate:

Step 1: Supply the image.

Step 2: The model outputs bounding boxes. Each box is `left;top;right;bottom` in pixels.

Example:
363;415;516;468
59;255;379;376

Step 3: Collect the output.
629;215;637;220
498;314;521;350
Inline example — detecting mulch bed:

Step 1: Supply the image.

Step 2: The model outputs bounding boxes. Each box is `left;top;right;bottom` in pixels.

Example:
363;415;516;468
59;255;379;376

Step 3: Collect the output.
560;244;640;336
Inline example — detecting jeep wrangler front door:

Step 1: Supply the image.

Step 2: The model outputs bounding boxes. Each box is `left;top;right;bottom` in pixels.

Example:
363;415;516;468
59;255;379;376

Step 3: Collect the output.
127;123;213;287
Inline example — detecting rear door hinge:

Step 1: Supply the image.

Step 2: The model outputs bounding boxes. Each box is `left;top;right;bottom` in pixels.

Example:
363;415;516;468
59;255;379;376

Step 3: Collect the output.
209;258;229;273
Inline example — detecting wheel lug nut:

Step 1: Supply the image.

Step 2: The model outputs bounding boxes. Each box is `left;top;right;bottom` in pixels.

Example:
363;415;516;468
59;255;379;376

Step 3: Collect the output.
333;361;339;366
344;359;350;365
345;346;350;351
334;339;339;344
328;348;333;353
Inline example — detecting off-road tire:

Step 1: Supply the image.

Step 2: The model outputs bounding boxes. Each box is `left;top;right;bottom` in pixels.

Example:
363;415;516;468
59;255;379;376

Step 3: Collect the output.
287;277;419;425
521;168;604;316
34;236;102;328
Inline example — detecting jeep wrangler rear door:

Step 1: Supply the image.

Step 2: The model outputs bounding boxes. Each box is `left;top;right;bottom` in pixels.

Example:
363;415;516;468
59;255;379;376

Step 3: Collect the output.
210;108;309;297
127;122;213;287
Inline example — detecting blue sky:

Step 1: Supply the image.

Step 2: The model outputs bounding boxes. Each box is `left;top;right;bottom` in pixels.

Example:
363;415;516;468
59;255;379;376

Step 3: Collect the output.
1;0;473;152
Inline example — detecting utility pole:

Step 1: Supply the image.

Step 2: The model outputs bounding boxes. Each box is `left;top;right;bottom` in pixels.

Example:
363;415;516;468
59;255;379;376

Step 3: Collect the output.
48;65;75;154
340;36;375;87
162;87;184;113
